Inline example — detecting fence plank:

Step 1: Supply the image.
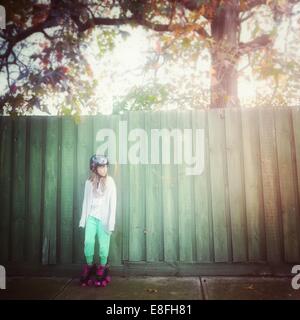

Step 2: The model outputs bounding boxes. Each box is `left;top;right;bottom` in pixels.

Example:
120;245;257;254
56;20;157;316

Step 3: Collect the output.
145;111;163;262
60;117;75;264
120;112;130;262
27;118;43;263
208;109;229;262
161;110;179;262
105;114;122;266
11;118;27;262
74;116;93;264
259;108;283;263
292;107;300;262
225;108;248;262
128;111;146;261
275;108;300;262
241;108;266;262
192;110;212;262
93;114;106;263
42;117;58;264
177;110;194;262
0;117;12;263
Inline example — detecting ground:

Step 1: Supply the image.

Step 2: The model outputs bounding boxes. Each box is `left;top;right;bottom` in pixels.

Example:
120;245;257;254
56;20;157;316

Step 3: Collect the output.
0;276;300;300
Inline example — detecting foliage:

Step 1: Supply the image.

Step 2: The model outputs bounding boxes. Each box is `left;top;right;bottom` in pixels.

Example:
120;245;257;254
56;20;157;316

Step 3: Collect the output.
1;0;300;118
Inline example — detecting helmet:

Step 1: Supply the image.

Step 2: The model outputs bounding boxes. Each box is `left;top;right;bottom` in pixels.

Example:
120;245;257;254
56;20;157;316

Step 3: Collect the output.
90;154;109;171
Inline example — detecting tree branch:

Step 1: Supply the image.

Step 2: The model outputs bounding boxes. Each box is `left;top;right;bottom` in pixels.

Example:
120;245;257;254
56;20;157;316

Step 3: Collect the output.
1;0;212;75
6;63;11;91
239;11;255;23
0;18;59;71
240;0;267;12
71;14;211;38
41;30;55;40
238;34;273;56
172;0;218;20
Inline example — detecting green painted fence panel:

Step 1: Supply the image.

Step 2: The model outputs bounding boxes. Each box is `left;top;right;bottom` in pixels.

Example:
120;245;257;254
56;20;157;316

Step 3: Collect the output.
145;111;163;262
42;117;58;264
60;117;76;264
103;114;122;266
241;109;266;262
120;112;130;262
75;116;93;263
0;117;12;263
208;109;229;262
11;118;27;262
225;108;248;262
161;110;179;262
177;110;194;262
192;110;212;262
275;108;300;262
1;107;300;269
259;108;283;263
128;111;146;261
292;108;300;262
26;118;43;263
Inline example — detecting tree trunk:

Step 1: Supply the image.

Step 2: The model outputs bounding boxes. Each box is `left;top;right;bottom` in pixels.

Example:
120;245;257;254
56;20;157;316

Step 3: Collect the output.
210;1;240;108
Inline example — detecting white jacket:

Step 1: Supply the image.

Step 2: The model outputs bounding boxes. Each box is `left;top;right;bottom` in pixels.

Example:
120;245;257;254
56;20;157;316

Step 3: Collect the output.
79;176;117;232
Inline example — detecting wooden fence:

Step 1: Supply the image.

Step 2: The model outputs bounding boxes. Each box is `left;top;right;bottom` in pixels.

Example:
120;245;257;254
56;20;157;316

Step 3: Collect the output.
1;107;300;271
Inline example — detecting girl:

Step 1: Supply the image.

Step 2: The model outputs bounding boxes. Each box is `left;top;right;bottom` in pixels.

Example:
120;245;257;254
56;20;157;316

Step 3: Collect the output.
79;154;117;287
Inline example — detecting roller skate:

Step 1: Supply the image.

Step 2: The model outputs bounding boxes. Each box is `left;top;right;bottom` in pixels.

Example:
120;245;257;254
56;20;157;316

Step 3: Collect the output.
94;264;111;287
80;263;96;287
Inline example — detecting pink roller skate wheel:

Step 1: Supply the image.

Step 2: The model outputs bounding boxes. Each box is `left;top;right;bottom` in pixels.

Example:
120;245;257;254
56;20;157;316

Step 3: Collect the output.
106;276;111;283
101;281;107;287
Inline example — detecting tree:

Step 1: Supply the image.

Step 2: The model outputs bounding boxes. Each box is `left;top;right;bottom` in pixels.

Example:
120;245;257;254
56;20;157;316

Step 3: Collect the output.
0;0;299;116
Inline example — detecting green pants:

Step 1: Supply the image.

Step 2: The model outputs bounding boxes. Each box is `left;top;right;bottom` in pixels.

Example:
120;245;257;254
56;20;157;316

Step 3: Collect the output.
84;215;111;265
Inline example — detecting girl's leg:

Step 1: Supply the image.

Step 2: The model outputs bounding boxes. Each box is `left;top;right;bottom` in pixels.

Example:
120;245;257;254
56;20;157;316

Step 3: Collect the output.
96;219;111;266
84;216;97;265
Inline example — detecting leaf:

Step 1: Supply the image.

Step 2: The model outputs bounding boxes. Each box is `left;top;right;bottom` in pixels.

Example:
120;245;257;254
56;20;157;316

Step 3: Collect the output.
56;51;63;62
146;288;158;293
239;0;248;11
10;84;17;94
73;112;82;125
61;106;72;116
32;11;49;26
182;37;191;49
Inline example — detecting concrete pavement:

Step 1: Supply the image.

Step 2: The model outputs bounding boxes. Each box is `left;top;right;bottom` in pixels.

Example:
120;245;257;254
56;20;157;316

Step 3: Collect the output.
0;276;300;300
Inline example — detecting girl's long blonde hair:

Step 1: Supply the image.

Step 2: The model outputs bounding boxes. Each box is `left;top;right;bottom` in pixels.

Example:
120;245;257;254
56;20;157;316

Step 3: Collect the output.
88;169;108;195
